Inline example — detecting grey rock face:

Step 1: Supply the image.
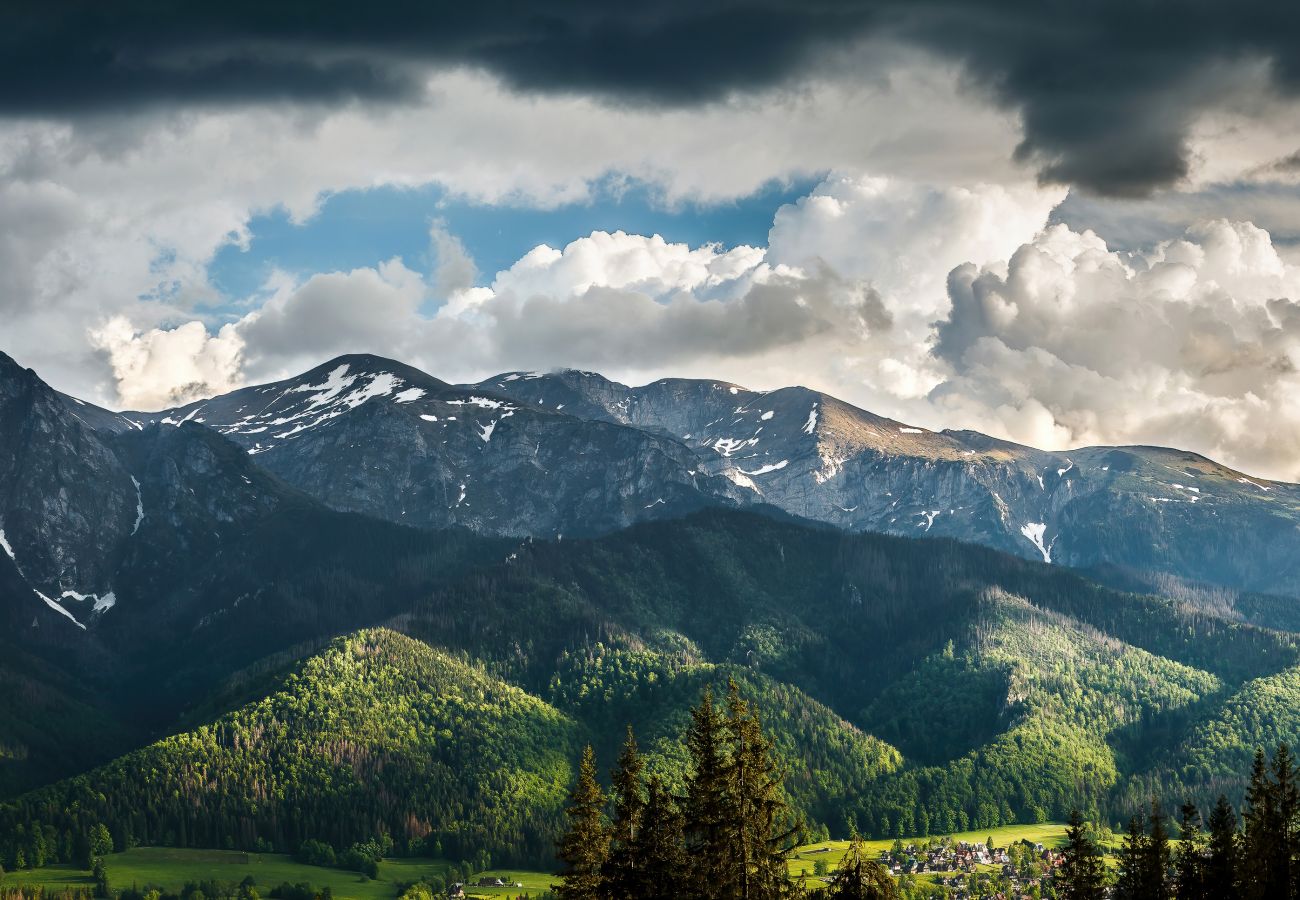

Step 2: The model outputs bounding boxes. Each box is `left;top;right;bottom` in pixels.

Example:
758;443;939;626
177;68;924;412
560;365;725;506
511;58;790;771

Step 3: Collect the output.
477;369;1300;596
0;354;139;628
125;355;745;539
0;352;308;631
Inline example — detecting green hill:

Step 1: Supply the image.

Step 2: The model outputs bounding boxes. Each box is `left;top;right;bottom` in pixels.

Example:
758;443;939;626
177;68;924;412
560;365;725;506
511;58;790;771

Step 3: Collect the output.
4;509;1300;873
1;630;578;868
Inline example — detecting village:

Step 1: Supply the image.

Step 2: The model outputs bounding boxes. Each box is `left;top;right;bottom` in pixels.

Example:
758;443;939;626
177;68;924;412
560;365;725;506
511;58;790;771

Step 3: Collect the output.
794;835;1066;900
879;838;1063;899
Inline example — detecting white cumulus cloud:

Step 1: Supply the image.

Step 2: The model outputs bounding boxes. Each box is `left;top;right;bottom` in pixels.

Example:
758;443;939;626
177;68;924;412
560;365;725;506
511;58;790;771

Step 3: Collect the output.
89;317;245;410
931;220;1300;478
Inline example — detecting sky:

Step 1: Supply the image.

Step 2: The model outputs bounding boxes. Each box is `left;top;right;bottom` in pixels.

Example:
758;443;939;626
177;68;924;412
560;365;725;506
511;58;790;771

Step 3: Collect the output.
7;3;1300;479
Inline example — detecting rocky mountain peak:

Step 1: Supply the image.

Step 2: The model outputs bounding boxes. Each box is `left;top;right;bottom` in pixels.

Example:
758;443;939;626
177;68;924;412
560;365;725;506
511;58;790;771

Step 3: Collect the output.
8;352;1300;617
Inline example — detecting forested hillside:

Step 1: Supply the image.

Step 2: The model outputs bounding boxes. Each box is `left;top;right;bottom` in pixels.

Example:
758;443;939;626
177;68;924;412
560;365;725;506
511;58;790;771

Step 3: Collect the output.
1;631;577;869
4;509;1300;874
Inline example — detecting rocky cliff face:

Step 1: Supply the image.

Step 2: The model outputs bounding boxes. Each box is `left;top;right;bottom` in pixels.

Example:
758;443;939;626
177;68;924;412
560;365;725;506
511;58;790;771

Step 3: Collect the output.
477;368;1300;596
0;353;139;629
0;353;321;632
124;355;746;539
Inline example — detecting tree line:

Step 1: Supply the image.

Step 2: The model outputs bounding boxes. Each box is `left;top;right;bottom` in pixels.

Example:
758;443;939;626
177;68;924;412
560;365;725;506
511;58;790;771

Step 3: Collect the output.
555;680;899;900
1058;743;1300;899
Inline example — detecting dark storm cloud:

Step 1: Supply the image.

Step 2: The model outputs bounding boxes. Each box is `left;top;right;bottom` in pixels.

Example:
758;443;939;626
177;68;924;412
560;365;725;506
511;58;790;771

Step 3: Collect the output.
5;1;1300;196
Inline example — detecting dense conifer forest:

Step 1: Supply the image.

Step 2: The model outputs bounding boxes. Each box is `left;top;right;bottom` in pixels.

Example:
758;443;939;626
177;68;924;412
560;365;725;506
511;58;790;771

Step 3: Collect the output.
4;510;1300;890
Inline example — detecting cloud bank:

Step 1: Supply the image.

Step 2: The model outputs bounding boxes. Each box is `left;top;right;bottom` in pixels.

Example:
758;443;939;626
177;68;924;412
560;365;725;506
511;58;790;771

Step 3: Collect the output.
7;2;1300;195
88;176;1300;481
934;220;1300;478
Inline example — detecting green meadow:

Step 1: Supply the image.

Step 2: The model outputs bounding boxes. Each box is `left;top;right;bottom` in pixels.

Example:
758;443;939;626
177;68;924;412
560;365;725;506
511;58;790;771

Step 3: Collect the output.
0;823;1084;899
0;848;554;900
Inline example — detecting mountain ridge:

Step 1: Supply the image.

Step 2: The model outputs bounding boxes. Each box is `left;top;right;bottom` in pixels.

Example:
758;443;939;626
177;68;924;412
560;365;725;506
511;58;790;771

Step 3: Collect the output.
15;349;1300;605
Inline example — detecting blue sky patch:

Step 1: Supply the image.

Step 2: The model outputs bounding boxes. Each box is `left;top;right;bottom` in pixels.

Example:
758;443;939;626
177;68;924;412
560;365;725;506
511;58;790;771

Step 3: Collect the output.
207;176;819;307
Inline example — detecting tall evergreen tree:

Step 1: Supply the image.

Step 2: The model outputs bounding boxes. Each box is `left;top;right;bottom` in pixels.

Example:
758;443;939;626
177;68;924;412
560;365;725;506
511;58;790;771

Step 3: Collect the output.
631;775;687;900
1058;809;1106;900
685;686;732;898
603;726;647;900
1115;812;1148;900
1175;802;1206;900
1243;747;1282;900
557;745;609;900
828;831;898;900
1272;743;1299;899
724;680;799;900
1204;796;1238;900
1146;802;1174;900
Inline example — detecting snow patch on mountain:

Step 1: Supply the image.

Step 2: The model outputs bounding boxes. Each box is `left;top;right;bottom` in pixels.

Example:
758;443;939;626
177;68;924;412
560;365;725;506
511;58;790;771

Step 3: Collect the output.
130;476;144;535
739;460;788;476
448;395;508;410
1020;522;1053;563
803;405;819;435
34;589;86;629
713;437;752;457
294;363;351;401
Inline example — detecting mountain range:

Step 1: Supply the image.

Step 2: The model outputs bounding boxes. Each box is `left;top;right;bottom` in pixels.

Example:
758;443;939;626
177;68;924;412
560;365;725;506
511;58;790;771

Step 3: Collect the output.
3;348;1300;868
5;349;1298;637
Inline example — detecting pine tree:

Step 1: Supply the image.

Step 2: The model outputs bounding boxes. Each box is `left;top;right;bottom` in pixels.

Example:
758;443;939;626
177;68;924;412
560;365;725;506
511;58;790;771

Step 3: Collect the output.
828;831;897;900
73;831;93;870
1146;802;1174;900
603;726;646;900
1204;796;1238;900
1115;813;1148;900
724;680;799;900
1058;810;1105;900
1272;743;1299;899
1243;747;1281;900
685;686;732;898
557;745;609;900
632;775;687;900
1174;802;1206;900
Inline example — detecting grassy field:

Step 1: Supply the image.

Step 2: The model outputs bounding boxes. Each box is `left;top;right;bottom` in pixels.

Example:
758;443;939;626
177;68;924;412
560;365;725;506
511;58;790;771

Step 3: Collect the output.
2;824;1078;899
453;870;557;897
0;848;555;900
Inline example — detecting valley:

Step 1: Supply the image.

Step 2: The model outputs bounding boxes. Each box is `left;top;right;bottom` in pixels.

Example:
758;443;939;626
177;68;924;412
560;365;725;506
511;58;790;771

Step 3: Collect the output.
2;824;1082;900
4;351;1300;896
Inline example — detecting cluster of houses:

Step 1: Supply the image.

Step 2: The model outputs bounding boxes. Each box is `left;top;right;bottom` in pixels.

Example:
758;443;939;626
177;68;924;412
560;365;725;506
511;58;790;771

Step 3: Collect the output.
882;840;1010;875
443;876;525;898
875;840;1064;899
